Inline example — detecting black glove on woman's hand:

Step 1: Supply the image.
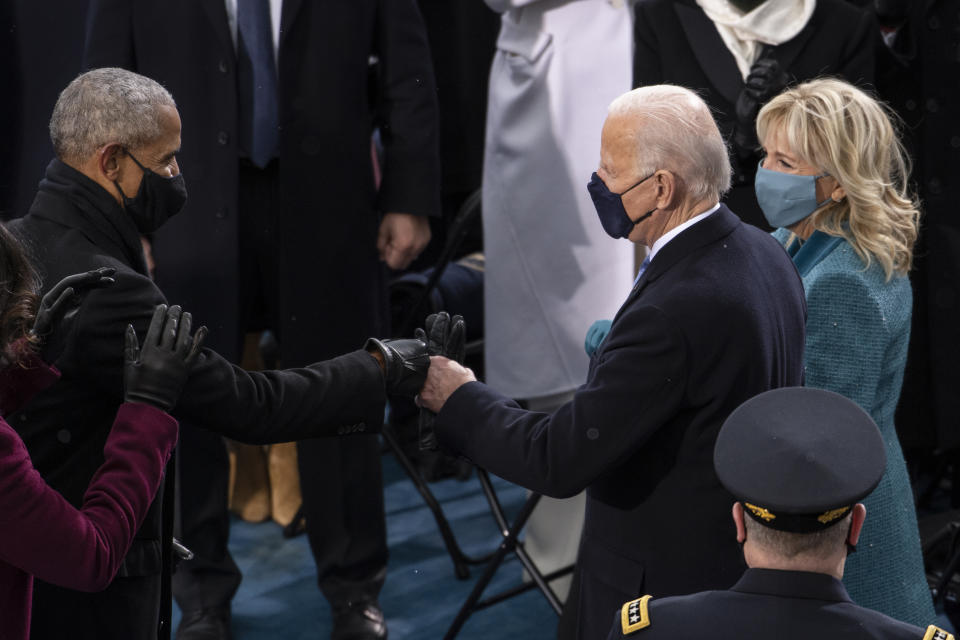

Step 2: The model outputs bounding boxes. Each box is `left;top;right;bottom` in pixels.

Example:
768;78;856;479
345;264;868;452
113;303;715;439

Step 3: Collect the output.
124;304;207;411
365;337;430;397
414;311;466;450
733;55;789;159
31;267;116;361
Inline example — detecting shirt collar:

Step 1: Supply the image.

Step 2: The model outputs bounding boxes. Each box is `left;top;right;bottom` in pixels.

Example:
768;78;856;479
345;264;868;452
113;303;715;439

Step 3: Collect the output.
646;202;720;264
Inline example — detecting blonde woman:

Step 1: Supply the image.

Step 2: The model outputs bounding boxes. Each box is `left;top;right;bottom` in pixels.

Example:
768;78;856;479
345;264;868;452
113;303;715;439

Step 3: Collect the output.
755;77;932;625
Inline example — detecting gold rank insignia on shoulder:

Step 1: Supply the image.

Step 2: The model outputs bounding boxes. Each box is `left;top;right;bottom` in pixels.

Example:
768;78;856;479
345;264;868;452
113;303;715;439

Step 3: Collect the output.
744;502;776;521
923;625;955;640
817;507;850;524
621;595;652;635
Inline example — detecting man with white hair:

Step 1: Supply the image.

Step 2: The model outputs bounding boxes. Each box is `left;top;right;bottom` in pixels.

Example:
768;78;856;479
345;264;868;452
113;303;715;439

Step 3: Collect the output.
6;67;428;640
419;85;807;639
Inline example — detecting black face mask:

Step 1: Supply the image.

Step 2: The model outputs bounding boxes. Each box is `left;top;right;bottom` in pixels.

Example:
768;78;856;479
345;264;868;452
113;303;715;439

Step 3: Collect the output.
114;151;187;233
729;0;766;12
587;171;657;239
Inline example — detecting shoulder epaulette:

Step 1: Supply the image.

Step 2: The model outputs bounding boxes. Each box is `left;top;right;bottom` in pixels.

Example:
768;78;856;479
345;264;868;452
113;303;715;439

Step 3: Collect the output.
924;625;955;640
620;595;652;635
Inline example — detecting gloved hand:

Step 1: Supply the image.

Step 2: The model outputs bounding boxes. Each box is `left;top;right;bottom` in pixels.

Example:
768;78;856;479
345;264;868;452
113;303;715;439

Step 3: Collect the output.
584;319;612;357
414;311;466;450
124;304;207;411
365;337;430;397
31;267;116;362
733;55;789;160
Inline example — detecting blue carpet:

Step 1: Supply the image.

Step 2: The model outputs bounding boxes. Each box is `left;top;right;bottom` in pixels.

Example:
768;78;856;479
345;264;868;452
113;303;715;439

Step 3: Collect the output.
173;454;560;638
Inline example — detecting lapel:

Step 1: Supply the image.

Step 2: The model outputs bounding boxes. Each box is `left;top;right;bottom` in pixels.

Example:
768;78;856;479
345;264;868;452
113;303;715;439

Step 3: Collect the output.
616;205;740;318
788;230;844;277
769;10;818;77
673;1;743;106
200;0;234;54
280;0;305;48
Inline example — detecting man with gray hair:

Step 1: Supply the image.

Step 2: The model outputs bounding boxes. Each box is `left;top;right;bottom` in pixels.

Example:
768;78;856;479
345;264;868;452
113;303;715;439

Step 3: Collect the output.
6;67;428;640
418;85;807;639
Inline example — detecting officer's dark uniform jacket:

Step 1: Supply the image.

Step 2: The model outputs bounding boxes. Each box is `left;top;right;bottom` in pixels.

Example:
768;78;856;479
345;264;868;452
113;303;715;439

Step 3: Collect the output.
607;568;951;640
7;159;387;639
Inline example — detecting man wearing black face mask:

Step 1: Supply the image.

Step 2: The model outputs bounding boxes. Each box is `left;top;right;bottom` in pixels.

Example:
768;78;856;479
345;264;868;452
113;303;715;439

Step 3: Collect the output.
418;85;807;640
6;67;430;640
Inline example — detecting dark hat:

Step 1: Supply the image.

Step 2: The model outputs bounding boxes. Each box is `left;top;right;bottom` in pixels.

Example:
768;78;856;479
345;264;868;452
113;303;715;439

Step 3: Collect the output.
713;387;886;533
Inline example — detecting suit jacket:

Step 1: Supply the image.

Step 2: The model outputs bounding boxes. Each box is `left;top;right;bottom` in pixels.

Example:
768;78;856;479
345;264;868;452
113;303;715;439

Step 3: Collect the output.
0;350;176;640
7;160;386;638
83;0;441;363
774;229;934;625
604;569;935;640
436;205;807;639
633;0;875;229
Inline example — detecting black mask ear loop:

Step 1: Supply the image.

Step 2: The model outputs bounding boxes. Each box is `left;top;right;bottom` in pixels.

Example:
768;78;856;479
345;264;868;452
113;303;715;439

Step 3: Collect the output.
845;519;857;555
113;149;146;203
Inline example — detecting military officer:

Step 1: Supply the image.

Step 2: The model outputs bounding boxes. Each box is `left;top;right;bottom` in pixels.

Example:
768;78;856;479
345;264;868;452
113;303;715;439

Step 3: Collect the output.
607;387;953;640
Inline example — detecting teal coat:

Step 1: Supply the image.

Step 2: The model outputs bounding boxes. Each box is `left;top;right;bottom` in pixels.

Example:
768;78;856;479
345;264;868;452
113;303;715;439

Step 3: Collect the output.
775;228;934;625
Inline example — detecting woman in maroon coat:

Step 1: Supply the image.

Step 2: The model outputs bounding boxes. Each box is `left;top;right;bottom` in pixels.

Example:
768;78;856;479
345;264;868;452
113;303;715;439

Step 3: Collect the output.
0;223;204;639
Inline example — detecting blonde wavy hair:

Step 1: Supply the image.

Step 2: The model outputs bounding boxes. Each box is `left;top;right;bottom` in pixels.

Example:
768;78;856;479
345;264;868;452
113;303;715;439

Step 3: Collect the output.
756;77;920;280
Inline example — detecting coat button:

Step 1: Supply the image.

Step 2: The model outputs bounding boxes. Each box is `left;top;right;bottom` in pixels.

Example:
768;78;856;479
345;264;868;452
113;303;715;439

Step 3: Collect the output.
217;131;229;145
337;427;345;435
929;16;941;30
926;98;940;113
57;429;71;444
218;59;228;74
215;207;227;219
358;423;366;432
929;177;942;195
951;136;960;149
586;428;600;440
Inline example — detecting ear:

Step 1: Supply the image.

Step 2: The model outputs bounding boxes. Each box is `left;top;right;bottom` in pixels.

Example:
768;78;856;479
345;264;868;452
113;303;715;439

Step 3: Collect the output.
847;503;866;547
828;176;846;202
98;143;125;181
733;502;746;544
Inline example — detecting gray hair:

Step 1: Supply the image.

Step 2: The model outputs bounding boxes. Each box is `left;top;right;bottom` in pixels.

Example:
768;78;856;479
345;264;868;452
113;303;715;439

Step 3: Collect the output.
744;513;852;559
50;68;176;162
608;85;731;203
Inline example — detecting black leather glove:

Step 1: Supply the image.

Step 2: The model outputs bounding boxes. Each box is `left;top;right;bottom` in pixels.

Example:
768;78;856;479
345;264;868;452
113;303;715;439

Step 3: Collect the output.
733;55;789;160
365;337;430;397
124;304;207;411
31;267;116;362
414;311;466;451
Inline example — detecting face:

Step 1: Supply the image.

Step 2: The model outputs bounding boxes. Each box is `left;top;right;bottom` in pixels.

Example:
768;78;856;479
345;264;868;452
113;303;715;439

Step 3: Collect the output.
597;114;660;245
112;104;182;199
760;126;841;205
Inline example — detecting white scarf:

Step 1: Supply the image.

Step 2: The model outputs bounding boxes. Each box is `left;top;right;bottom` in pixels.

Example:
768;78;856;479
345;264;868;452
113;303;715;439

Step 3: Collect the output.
695;0;816;79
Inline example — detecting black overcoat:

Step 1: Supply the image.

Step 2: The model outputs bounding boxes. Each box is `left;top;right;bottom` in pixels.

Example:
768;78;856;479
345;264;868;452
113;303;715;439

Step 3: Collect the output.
435;206;807;639
7;161;386;638
83;0;441;363
633;0;875;229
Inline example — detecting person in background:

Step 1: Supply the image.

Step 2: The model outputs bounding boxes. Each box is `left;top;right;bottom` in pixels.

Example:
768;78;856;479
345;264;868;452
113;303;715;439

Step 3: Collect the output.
633;0;875;229
607;387;952;640
7;67;429;640
755;77;933;624
480;0;637;605
419;84;807;640
83;2;441;636
0;221;205;639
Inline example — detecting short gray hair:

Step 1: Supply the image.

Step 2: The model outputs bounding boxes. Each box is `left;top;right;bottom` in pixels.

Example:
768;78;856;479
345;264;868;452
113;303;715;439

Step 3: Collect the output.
50;68;176;162
608;85;731;203
744;513;852;559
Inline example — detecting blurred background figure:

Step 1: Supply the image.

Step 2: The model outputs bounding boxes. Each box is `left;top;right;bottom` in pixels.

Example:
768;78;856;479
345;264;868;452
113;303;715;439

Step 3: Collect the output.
480;0;636;607
633;0;875;229
756;77;933;624
83;2;440;638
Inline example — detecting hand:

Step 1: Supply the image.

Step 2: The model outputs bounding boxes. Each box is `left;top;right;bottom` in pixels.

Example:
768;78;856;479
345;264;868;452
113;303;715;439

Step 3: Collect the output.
418;356;476;413
584;319;612;357
733;55;789;157
365;337;430;396
414;312;466;449
32;267;116;340
124;304;207;411
377;213;431;270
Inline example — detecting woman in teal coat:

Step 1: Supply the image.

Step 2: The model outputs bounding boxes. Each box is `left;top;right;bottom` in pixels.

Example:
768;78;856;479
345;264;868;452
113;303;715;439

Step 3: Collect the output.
754;78;931;625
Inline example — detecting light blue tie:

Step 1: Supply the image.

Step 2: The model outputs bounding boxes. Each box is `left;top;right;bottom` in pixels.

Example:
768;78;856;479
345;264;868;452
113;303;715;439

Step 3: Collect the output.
633;256;651;287
237;0;279;167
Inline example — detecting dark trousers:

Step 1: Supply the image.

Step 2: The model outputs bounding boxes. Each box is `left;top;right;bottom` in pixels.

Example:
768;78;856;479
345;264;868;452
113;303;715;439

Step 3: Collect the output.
172;158;388;617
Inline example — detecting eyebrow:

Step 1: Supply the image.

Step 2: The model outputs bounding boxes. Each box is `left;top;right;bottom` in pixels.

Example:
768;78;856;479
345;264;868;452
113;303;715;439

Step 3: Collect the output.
160;148;181;163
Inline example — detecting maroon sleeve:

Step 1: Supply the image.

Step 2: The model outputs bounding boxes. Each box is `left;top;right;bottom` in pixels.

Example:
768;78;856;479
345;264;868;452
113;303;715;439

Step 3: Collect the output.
0;402;177;591
0;347;59;417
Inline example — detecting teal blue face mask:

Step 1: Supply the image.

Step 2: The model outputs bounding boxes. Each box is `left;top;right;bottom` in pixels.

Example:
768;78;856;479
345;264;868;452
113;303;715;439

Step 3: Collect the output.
754;163;832;229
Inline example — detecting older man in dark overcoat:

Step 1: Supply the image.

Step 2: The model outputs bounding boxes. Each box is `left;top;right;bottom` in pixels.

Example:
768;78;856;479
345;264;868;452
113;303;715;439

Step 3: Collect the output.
83;1;440;637
419;85;807;640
